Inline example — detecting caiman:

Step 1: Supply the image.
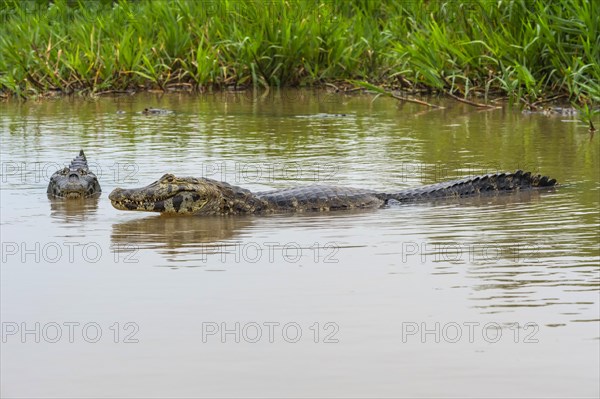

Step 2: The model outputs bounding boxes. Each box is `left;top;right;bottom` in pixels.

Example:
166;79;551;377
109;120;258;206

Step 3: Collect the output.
141;108;174;115
109;170;556;216
47;150;101;199
522;106;579;116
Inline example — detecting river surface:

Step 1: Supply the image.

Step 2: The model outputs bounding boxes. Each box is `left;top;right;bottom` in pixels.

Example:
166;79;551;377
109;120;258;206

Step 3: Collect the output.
1;90;598;398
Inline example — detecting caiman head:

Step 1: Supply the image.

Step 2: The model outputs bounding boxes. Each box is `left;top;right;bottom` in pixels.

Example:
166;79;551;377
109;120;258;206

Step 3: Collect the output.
109;174;258;215
47;150;101;199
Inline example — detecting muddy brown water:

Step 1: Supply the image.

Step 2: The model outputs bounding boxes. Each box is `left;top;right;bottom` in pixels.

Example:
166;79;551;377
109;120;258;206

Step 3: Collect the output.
1;90;598;397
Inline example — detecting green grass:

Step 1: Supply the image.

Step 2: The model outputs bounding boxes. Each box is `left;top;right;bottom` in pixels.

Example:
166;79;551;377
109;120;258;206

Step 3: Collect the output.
0;0;598;106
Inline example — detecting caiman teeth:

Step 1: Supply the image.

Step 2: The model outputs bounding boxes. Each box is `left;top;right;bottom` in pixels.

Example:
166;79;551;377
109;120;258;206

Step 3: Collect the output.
115;200;159;205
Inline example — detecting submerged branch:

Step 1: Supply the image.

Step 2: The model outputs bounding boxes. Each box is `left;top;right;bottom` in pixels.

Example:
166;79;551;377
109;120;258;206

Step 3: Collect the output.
350;80;444;109
446;91;500;109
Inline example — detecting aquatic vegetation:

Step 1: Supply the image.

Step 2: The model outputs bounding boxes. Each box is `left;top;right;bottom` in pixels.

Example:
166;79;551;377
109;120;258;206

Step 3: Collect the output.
0;0;597;105
573;102;598;132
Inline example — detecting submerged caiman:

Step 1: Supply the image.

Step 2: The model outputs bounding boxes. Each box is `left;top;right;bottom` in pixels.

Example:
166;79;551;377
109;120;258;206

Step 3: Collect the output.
109;170;556;216
47;150;101;199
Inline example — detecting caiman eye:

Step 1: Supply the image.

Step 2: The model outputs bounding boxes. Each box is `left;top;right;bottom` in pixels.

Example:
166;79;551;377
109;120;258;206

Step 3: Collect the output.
78;168;87;175
60;167;69;175
161;173;175;183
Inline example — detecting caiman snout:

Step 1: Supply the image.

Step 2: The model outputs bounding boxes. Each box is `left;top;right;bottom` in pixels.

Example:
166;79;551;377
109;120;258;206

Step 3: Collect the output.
109;187;143;203
108;188;137;202
109;187;169;212
108;188;121;201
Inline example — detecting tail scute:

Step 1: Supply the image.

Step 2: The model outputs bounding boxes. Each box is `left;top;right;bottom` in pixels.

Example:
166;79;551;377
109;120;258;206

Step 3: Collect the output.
69;150;89;169
386;170;557;202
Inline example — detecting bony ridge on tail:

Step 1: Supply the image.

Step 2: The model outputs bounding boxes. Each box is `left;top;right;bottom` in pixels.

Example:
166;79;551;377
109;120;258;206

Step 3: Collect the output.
109;170;557;216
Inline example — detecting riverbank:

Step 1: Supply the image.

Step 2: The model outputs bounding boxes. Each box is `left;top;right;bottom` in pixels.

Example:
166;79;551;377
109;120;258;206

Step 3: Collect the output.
1;0;598;109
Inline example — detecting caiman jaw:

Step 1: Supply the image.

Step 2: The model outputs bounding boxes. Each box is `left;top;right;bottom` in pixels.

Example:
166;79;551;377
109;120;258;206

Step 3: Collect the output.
62;190;86;199
109;174;212;214
109;189;166;212
109;189;205;213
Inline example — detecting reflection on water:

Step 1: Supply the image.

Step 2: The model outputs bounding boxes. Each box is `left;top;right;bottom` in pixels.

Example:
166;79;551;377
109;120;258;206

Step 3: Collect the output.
1;90;598;397
48;195;100;221
111;215;255;262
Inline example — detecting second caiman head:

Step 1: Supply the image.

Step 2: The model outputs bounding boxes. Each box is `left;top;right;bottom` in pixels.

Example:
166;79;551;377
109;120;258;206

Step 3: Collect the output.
47;150;101;199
